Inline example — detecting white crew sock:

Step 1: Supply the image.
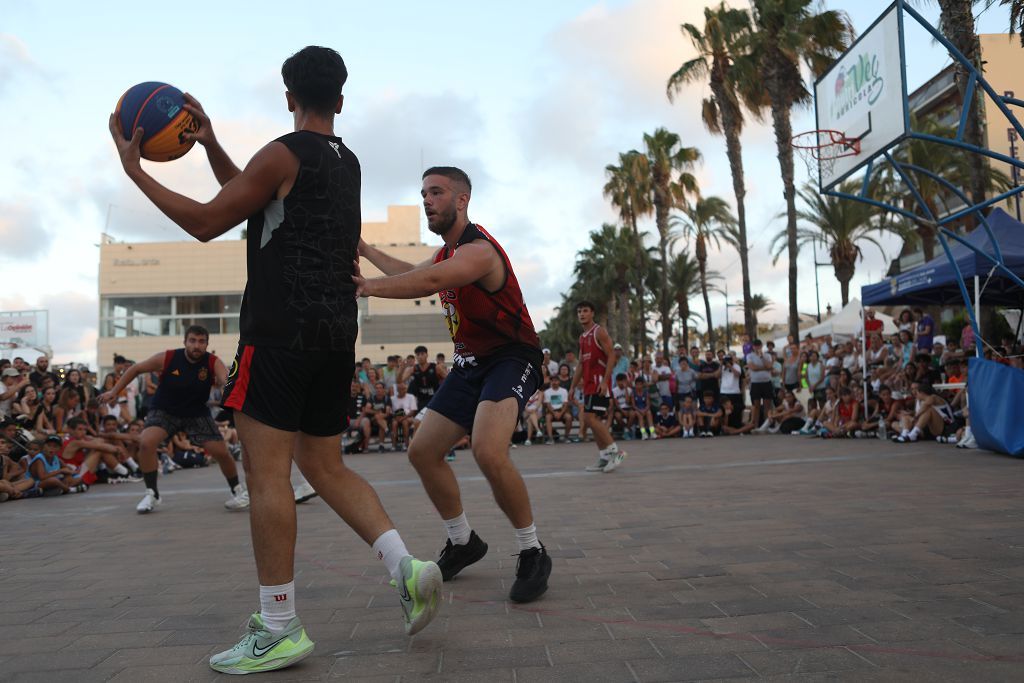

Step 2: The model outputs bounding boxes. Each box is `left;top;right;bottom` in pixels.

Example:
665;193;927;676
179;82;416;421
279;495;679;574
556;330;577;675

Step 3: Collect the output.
443;512;472;546
125;457;139;471
900;429;910;438
908;427;920;441
514;523;540;551
600;443;618;457
372;529;409;583
113;464;129;476
259;581;296;633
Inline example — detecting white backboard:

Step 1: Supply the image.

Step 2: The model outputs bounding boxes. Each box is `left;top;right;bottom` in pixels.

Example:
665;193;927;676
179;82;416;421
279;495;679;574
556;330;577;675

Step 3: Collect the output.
814;1;908;190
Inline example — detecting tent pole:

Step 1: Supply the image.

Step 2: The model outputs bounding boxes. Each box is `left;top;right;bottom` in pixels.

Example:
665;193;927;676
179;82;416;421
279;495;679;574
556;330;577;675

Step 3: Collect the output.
862;304;869;422
974;275;982;358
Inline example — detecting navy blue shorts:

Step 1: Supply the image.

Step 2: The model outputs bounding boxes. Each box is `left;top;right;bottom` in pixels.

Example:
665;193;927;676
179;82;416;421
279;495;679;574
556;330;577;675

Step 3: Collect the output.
428;355;540;431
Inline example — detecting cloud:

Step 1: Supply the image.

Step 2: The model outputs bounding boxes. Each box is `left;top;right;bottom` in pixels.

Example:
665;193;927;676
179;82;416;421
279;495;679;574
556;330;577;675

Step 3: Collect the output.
0;202;51;258
0;33;43;92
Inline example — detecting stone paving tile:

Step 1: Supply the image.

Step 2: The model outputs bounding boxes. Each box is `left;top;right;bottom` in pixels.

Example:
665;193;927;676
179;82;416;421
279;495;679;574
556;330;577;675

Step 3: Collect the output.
629;653;756;681
515;661;635;682
738;646;876;676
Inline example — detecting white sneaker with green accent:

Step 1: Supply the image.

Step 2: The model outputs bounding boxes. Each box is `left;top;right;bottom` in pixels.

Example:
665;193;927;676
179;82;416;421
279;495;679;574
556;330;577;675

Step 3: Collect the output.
397;556;442;635
585;457;608;472
209;613;313;674
603;449;627;473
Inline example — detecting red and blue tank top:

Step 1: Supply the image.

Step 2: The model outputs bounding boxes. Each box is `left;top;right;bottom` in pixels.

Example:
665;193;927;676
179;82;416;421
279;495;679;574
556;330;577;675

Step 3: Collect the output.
433;223;541;367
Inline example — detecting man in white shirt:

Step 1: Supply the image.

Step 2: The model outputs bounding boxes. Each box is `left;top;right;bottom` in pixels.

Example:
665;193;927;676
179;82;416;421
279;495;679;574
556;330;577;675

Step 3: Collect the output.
542;348;559;379
543;376;572;444
390;382;419;451
0;368;29;419
653;352;674;408
719;354;743;429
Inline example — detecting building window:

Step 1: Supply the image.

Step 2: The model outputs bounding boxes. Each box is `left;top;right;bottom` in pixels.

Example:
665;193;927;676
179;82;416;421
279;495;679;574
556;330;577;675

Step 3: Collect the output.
415;300;421;306
99;294;242;338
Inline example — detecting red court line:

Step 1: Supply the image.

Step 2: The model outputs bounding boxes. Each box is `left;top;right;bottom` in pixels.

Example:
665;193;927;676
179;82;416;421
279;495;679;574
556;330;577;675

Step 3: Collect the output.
294;549;1022;665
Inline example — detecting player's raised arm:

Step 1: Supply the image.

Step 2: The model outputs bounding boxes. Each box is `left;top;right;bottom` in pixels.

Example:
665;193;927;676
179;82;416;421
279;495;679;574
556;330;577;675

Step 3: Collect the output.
181;93;242;187
355;241;496;299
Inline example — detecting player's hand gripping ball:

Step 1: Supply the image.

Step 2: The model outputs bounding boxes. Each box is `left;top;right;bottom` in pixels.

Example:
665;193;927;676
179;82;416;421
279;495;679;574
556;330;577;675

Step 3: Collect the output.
114;82;199;161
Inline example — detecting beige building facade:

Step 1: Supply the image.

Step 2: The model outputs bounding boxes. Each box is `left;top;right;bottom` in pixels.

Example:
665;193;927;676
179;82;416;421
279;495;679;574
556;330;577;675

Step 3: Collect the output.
97;205;450;375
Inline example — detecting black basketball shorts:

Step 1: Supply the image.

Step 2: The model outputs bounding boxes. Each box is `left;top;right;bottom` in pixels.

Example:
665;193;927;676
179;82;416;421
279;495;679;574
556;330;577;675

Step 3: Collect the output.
222;344;355;436
583;394;610;415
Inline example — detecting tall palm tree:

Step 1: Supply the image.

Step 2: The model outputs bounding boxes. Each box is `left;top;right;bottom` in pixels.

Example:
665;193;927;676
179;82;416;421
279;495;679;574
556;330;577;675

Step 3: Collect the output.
739;0;853;340
668;2;759;341
770;181;909;306
604;151;651;354
636;129;701;357
1005;0;1024;42
574;224;640;344
670;196;736;349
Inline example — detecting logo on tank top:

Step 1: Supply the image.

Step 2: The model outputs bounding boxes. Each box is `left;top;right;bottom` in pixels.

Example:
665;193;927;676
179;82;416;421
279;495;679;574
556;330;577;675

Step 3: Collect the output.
198;367;208;382
440;289;459;340
328;141;341;158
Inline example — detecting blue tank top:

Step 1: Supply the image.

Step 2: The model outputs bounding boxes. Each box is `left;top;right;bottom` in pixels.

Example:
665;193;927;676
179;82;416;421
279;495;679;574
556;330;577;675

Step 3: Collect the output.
152;349;217;417
28;452;61;482
633;388;648;410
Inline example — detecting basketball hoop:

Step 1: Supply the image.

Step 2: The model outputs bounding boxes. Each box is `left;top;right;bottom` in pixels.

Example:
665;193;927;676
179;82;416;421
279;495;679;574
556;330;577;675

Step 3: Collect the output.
791;130;861;180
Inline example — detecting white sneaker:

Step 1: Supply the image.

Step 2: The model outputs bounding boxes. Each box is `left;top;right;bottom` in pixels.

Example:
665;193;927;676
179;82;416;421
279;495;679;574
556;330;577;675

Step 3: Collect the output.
956;427;974;447
293;481;318;504
603;450;627;473
224;485;250;511
136;489;161;514
585;457;609;472
523;440;532;446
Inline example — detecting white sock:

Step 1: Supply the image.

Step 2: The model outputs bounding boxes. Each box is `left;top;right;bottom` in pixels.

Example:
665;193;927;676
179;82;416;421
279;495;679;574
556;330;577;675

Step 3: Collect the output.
900;429;910;438
113;464;129;476
259;581;296;633
600;443;618;457
514;523;540;551
443;512;472;546
908;427;920;441
372;529;409;583
125;457;139;471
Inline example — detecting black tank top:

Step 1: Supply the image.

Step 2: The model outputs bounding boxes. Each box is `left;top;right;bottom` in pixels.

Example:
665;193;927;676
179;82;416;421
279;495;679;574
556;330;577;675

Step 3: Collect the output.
152;349;216;417
410;363;440;408
240;131;361;351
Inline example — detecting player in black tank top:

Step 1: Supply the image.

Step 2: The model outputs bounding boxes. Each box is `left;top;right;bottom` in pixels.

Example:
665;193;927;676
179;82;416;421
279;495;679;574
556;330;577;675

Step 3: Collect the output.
100;326;247;514
109;48;441;668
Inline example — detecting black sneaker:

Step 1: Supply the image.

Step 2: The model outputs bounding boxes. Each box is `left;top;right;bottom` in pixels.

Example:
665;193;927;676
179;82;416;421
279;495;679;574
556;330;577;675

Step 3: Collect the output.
437;530;488;581
509;545;551;603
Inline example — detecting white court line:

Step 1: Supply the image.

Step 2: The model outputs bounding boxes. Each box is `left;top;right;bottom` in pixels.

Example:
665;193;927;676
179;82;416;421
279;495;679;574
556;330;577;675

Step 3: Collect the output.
71;451;914;501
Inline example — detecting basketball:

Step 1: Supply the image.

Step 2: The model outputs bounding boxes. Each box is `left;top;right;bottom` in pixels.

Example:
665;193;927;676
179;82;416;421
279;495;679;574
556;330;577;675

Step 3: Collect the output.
114;82;199;162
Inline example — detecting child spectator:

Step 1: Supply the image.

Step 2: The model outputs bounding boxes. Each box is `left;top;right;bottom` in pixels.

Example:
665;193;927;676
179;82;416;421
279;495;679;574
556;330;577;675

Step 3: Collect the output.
1;441;38;501
696;390;722;437
27;435;89;494
677;395;697;438
721;398;755;435
522;389;542;446
631;377;655;440
390;381;418;451
171;430;209;468
367;381;393;452
611;374;634;439
653;403;681;438
820;388;860;438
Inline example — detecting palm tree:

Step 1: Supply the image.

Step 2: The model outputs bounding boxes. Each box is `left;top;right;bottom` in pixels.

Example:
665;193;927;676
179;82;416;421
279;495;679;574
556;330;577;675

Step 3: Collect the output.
670;196;736;349
739;0;853;340
636;129;701;357
770;181;909;306
745;294;774;333
574;224;640;344
604;152;651;354
668;2;759;341
667;250;701;349
1006;0;1024;42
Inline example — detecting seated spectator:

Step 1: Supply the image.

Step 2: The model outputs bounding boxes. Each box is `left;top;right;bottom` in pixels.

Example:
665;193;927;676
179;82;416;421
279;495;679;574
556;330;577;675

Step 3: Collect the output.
677;395;697;438
32;387;58;437
653;403;681;438
1;418;32;462
0;367;30;419
696;390;722;437
894;383;954;443
820;387;860;438
913;353;940;386
62;369;94;407
1;440;38;501
522;389;542;446
631;376;655;440
795;386;838;435
216;414;241;459
345;377;372;452
53;387;85;433
720;398;755;435
59;417;132;485
543;376;573;444
171;429;209;468
97;415;142;479
610;373;634;439
755;389;805;434
367;381;392;452
13;384;40;423
390;381;418;451
860;385;902;438
27;435;89;494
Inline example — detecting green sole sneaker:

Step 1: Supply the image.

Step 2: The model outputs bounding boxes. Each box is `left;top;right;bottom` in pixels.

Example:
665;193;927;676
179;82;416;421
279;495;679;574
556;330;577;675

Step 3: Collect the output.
209;613;314;674
398;556;443;635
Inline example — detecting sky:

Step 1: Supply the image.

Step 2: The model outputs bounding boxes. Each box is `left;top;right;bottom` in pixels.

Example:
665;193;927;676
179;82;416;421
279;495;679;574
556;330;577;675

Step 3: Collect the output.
0;0;1016;368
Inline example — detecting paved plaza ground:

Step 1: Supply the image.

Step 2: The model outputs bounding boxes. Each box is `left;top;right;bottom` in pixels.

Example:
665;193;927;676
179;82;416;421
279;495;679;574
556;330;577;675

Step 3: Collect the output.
2;435;1023;682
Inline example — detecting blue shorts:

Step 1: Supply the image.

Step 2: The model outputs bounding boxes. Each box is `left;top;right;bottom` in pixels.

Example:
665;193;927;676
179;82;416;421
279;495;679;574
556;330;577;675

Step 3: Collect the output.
428;355;540;431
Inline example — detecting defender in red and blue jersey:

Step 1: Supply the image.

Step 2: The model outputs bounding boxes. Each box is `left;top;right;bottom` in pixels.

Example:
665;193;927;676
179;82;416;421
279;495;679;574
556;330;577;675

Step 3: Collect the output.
357;166;552;604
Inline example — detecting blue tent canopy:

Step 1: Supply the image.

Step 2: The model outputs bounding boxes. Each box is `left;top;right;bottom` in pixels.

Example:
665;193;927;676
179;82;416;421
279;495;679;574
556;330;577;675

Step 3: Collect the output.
862;208;1024;306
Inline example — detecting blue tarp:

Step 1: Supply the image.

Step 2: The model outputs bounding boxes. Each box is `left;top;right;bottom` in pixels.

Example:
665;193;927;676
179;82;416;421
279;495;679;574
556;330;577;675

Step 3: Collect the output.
862;208;1024;306
968;357;1024;457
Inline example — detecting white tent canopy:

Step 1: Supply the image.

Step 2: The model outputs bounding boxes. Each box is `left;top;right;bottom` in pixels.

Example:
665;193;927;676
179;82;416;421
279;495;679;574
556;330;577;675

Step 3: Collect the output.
773;298;897;347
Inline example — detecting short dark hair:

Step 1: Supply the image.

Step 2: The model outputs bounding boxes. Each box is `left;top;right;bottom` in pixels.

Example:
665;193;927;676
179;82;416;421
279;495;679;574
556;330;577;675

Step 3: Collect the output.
414;346;428;355
184;325;209;341
615;373;626;381
422;166;472;194
281;46;348;116
575;300;595;313
101;415;118;424
67;416;86;430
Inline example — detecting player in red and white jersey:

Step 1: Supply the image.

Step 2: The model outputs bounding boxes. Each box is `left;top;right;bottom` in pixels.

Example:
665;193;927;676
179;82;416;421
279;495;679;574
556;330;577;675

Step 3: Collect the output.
356;166;551;604
568;301;626;474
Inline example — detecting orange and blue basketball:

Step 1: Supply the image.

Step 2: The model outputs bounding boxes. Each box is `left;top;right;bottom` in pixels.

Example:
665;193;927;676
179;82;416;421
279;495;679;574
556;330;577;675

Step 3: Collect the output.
114;82;198;162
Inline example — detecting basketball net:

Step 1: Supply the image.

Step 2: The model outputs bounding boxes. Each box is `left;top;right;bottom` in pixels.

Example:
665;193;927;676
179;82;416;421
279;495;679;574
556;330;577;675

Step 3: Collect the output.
791;130;861;180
